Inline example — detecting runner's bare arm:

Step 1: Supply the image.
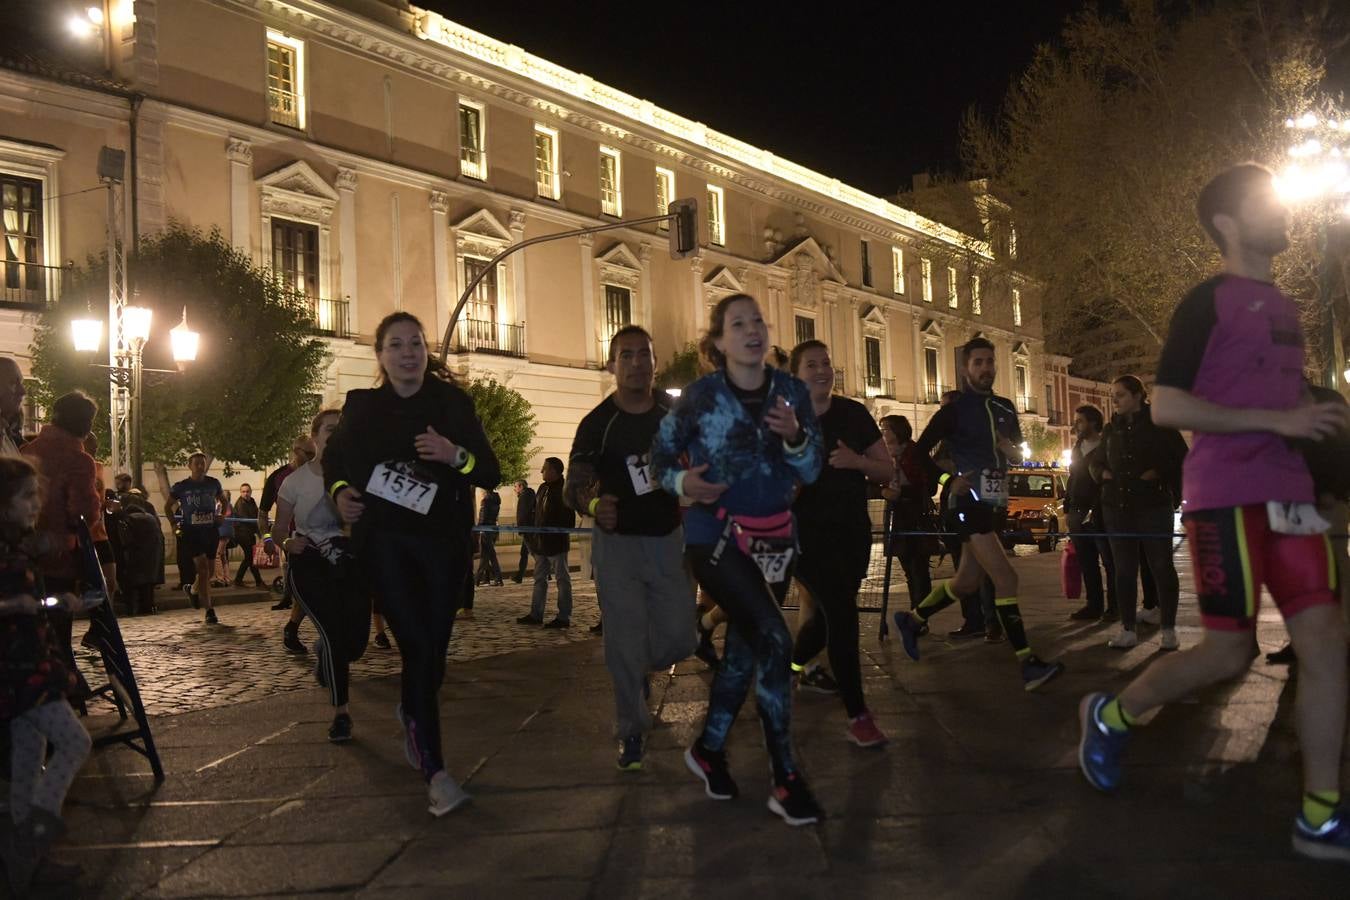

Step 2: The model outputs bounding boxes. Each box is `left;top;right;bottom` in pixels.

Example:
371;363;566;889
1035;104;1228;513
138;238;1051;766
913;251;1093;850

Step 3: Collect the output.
1152;385;1350;440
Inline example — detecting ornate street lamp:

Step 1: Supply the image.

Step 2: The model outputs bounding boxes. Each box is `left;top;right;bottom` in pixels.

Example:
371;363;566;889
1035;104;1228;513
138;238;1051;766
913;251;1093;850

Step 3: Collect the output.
71;317;102;353
170;308;200;367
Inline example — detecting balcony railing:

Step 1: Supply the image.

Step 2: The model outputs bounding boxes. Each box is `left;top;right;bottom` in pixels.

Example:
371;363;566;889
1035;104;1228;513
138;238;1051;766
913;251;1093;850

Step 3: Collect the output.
833;367;846;392
923;385;943;404
453;318;525;358
301;296;350;338
0;261;64;309
1016;396;1038;415
268;87;301;128
1046;408;1066;426
864;376;896;399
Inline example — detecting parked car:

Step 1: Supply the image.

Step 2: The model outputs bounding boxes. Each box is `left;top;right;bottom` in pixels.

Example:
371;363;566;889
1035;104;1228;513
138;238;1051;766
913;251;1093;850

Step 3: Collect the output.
1002;465;1066;552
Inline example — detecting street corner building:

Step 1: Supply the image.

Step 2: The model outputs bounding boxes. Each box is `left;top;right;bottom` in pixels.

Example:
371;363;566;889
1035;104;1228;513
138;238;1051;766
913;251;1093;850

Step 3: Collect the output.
1;0;1086;479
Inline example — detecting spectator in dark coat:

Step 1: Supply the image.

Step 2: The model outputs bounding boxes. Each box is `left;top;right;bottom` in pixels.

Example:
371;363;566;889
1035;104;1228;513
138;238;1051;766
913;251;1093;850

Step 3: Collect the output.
512;478;536;583
475;487;503;586
1064;405;1117;621
519;459;575;627
230;484;263;588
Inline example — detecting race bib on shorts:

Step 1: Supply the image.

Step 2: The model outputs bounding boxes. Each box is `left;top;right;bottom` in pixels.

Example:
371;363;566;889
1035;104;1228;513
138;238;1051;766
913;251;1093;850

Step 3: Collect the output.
751;547;794;583
977;468;1009;507
1266;501;1329;535
190;511;214;525
366;462;438;515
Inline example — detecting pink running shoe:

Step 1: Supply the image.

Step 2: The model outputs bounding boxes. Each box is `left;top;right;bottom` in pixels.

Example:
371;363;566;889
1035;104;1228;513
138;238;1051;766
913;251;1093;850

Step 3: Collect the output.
846;711;888;748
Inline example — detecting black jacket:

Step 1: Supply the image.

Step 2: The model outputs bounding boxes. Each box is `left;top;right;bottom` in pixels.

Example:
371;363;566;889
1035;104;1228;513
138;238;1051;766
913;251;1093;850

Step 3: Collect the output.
478;491;501;526
1063;437;1106;517
531;479;575;556
323;377;501;546
232;496;259;542
1298;385;1350;501
515;485;536;528
1092;404;1188;511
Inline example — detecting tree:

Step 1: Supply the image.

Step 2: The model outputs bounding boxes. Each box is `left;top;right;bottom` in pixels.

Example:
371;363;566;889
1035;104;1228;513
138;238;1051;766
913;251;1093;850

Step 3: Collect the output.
463;375;537;485
31;224;329;480
961;0;1347;380
654;341;706;391
1020;419;1062;463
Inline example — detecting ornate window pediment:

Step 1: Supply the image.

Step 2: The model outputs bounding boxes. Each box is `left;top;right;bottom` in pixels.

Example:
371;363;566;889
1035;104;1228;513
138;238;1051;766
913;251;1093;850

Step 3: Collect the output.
453;208;513;258
1012;341;1030;358
257;161;337;222
704;265;744;296
597;241;643;289
859;303;887;335
921;318;944;339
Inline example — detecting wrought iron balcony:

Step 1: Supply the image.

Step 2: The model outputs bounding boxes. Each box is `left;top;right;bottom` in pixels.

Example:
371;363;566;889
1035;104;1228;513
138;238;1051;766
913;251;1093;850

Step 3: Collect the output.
453;318;525;358
0;261;64;309
268;87;301;129
302;296;350;338
923;385;944;404
865;376;896;399
1016;396;1039;415
833;367;846;392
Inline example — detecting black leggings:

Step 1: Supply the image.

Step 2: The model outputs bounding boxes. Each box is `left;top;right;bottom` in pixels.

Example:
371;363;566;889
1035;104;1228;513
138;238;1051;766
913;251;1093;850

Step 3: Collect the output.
289;545;370;707
367;531;468;780
688;544;797;782
792;552;867;718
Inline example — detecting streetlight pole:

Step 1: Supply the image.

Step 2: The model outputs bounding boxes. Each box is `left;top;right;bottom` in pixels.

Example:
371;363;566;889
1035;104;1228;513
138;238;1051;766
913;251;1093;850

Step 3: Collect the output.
1274;110;1350;390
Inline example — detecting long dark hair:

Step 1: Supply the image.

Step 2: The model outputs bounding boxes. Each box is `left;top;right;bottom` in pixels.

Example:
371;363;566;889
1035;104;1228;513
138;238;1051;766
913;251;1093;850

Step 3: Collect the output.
374;312;456;385
699;293;759;370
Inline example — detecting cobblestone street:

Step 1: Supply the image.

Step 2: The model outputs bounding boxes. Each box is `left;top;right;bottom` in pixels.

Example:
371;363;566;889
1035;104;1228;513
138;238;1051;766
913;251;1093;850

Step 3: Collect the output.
81;579;603;717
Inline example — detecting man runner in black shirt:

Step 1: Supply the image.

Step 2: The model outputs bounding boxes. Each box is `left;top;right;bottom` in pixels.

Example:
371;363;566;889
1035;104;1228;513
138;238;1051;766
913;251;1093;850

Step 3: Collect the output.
565;325;697;771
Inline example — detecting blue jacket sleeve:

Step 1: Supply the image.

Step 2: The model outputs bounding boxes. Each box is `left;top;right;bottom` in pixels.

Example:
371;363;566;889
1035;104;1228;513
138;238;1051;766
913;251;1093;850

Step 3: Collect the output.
783;376;823;485
651;387;697;496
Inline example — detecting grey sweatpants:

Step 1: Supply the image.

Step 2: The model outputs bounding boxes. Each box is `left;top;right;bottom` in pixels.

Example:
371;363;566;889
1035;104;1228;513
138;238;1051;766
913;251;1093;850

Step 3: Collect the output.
592;527;698;739
8;700;92;825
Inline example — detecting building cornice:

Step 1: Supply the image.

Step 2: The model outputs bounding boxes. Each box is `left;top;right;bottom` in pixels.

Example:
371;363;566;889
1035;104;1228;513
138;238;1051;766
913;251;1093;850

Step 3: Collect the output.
0;66;133;123
222;0;994;259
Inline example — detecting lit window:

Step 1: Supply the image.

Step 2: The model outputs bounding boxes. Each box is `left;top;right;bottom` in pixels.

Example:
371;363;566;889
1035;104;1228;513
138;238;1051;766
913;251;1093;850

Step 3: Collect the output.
601;284;633;350
921;258;932;303
655;167;674;231
599;146;622;217
459;101;486;180
972;274;982;315
0;175;46;305
534;124;559;199
864;336;882;393
266;31;305;129
1008;224;1018;259
892;246;905;294
923;346;941;402
860;239;872;288
706;184;725;246
794;314;815;345
947;266;958;308
1013;288;1022;326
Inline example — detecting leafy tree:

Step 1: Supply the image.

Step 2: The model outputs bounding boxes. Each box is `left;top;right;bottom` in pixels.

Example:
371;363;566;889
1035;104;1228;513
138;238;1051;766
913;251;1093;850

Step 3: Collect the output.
961;0;1346;380
31;224;328;482
463;375;537;485
1020;419;1062;463
655;341;706;391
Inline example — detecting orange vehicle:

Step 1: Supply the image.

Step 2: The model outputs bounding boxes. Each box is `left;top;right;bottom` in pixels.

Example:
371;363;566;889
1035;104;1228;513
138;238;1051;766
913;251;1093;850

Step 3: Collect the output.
1001;464;1067;552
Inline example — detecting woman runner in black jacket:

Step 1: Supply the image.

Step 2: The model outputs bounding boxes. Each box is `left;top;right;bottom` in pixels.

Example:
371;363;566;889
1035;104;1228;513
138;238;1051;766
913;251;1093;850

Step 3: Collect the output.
324;312;500;817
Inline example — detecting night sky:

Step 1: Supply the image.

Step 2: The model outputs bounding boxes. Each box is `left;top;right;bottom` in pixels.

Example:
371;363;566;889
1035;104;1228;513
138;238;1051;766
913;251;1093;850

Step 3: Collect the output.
429;0;1089;197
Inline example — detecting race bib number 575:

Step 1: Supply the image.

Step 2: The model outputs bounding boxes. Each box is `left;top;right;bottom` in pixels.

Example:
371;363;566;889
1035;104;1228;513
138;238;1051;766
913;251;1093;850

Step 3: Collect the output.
366;462;438;515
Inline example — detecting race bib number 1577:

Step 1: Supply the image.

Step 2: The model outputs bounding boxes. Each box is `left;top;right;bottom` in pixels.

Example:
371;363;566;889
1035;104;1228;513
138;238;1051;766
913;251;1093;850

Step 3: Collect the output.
366;462;438;515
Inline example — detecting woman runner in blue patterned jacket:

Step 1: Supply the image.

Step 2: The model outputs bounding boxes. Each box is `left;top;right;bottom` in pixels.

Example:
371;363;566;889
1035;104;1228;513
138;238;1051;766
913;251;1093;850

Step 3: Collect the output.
650;292;826;827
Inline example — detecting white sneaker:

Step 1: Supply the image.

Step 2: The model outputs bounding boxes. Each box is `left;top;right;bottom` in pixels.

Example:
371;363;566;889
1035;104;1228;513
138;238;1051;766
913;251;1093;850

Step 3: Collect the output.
1159;628;1180;651
1108;629;1138;649
1137;607;1161;626
427;770;471;817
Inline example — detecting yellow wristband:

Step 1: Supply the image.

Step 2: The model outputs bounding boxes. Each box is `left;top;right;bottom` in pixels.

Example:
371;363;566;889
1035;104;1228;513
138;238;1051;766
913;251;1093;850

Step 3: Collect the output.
329;480;350;499
938;472;951;486
458;451;476;475
588;497;600;516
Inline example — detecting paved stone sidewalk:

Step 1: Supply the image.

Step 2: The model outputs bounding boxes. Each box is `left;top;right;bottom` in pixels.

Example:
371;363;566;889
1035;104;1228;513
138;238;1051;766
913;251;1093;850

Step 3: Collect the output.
29;549;1350;897
79;580;604;716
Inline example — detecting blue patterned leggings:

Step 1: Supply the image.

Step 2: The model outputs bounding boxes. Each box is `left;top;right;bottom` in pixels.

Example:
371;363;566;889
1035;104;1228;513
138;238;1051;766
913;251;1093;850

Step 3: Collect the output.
688;544;797;782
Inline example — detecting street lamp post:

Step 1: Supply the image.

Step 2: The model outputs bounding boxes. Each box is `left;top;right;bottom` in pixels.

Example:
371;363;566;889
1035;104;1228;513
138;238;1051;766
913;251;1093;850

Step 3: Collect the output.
1274;110;1350;389
74;305;199;490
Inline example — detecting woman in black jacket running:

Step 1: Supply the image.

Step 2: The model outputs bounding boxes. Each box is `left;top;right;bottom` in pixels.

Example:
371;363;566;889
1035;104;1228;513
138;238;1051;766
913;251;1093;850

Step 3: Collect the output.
324;312;500;817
